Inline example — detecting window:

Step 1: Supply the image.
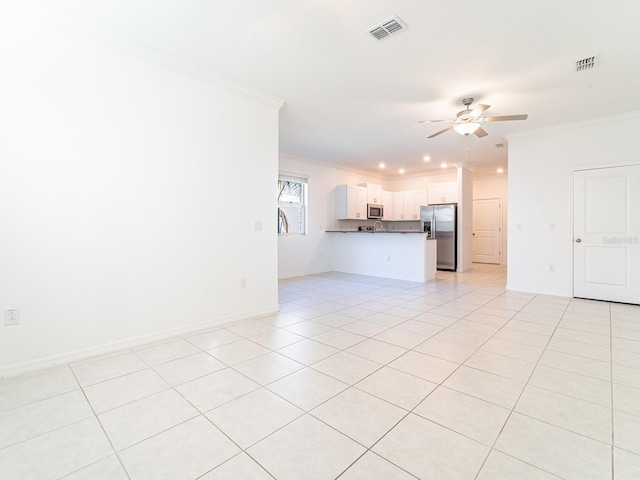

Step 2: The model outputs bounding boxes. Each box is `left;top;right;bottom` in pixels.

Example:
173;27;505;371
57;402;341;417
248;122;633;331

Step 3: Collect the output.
278;175;307;234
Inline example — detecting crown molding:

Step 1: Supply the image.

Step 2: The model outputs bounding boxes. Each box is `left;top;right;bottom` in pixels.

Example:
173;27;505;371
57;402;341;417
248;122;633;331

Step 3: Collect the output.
12;2;284;110
279;151;389;180
507;110;640;140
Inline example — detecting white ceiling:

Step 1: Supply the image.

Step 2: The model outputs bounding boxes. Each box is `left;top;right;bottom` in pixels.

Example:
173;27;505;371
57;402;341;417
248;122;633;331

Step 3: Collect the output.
25;0;640;177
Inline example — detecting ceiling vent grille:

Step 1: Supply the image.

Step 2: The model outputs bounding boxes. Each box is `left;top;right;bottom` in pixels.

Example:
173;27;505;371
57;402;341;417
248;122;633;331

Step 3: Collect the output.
367;16;408;41
576;56;597;72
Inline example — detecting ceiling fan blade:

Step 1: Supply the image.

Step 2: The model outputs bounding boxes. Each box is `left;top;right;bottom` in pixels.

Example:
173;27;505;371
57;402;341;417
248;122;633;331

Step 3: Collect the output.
427;126;454;138
474;126;488;138
418;119;452;124
483;114;528;122
469;104;490;117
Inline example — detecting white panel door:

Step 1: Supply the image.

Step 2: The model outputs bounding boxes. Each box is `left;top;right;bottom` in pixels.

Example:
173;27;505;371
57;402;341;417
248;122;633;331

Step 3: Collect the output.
573;165;640;303
472;198;501;264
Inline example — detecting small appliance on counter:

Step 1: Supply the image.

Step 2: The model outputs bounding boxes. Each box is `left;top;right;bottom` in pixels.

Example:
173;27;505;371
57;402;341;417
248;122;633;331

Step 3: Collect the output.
358;226;374;232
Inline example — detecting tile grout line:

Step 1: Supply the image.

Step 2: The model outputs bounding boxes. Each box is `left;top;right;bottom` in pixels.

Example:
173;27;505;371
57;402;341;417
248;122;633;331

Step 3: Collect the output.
471;292;571;480
609;302;615;480
16;267;617;479
67;364;133;480
222;273;507;478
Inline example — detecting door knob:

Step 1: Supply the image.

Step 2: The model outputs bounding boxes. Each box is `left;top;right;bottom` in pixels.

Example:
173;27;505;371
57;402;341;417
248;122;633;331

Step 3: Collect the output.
576;238;582;243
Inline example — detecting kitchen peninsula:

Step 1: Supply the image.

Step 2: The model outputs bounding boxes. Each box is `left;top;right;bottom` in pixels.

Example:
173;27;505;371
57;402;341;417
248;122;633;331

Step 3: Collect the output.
327;230;437;282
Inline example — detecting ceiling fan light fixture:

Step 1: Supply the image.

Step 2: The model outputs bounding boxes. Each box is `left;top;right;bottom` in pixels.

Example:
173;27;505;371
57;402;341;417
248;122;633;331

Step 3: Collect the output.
454;122;481;136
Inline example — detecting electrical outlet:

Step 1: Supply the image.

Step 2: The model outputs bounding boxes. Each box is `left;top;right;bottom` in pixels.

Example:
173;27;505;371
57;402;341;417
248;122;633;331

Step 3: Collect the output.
387;256;391;262
253;221;262;232
4;309;20;326
240;278;247;289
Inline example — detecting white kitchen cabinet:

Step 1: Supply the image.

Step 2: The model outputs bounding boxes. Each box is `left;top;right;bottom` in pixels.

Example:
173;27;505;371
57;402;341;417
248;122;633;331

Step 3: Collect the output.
392;190;422;220
393;191;405;220
428;182;458;204
335;185;368;219
362;183;383;204
382;190;394;220
415;189;429;211
403;190;418;220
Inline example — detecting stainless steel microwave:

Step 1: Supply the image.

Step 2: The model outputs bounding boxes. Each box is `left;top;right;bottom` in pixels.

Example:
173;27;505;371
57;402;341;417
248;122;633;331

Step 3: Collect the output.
367;203;383;219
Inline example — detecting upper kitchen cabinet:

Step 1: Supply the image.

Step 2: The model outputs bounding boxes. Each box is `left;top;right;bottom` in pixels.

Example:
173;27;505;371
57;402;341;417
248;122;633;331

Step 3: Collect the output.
392;190;426;220
361;183;382;204
428;182;458;205
403;190;418;220
382;190;394;221
393;191;405;220
416;189;428;209
405;189;428;220
336;184;368;219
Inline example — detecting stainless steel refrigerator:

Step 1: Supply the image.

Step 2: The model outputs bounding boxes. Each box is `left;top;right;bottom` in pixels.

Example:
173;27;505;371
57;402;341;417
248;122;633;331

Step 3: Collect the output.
420;204;457;271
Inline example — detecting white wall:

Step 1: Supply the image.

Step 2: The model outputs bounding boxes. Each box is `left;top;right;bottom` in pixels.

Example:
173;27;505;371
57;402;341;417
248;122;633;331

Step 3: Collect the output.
0;7;281;374
473;175;508;264
387;171;457;191
458;166;474;272
507;111;640;296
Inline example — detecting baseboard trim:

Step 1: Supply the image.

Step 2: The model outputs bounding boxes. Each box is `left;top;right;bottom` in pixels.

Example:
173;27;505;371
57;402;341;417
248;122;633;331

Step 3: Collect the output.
505;286;571;298
278;271;307;280
0;305;280;379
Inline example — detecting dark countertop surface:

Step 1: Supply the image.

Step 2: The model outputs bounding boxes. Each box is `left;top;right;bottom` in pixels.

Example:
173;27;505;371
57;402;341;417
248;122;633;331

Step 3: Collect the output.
326;230;428;234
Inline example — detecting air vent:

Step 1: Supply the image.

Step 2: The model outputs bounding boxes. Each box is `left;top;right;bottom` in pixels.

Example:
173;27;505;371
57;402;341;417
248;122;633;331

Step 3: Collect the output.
367;16;408;41
576;56;597;72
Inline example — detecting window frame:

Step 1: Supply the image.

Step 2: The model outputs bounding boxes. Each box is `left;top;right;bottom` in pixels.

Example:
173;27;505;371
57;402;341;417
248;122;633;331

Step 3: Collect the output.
277;174;307;235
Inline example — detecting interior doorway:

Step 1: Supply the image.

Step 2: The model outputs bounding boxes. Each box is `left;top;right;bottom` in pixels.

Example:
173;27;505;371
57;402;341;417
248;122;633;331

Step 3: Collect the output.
573;164;640;303
472;198;501;264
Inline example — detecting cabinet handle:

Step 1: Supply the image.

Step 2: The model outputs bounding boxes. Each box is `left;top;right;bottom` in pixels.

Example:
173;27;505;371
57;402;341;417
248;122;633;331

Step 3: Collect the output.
576;238;582;243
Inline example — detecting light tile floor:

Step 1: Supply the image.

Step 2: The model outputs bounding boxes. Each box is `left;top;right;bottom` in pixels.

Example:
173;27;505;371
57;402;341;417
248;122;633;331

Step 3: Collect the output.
1;265;640;479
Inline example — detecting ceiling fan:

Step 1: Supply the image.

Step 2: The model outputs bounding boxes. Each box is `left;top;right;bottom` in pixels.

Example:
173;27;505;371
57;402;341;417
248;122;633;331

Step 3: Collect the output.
419;97;528;138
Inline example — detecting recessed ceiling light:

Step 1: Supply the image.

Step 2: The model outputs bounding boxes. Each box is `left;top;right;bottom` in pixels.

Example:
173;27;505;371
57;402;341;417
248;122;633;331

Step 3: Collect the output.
378;162;385;169
423;156;431;162
399;168;405;174
440;162;447;168
497;168;504;174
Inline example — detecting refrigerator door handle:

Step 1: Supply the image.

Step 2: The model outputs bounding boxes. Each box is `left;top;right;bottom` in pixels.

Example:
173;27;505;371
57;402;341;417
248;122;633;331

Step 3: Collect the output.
432;216;436;236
